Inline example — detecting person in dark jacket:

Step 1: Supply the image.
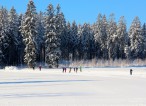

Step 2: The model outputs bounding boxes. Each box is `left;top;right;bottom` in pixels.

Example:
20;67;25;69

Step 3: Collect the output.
32;66;35;70
64;67;66;73
75;67;78;73
39;65;42;71
130;69;133;75
62;67;65;73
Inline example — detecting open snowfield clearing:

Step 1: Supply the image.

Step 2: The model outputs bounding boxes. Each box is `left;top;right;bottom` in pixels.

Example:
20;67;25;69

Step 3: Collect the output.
0;67;146;106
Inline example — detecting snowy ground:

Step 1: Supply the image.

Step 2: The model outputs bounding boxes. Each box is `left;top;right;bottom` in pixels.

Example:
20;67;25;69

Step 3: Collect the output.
0;67;146;106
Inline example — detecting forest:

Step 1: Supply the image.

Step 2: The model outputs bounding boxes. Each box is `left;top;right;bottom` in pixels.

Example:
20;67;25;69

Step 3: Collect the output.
0;0;146;68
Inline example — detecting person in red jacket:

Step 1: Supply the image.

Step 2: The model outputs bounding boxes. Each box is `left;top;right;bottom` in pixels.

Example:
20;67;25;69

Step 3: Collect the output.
39;65;42;71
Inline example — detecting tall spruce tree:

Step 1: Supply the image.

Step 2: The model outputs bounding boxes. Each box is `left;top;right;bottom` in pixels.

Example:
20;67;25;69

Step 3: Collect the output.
55;4;65;62
18;14;25;66
20;0;37;67
0;7;10;67
65;22;72;60
129;17;146;59
80;23;92;60
8;7;19;65
77;24;82;60
70;21;78;60
116;16;128;59
94;13;102;59
36;11;45;63
107;14;117;60
44;4;60;68
101;15;108;60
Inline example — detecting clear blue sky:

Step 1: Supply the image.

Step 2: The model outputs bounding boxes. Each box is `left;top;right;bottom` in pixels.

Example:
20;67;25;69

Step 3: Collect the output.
1;0;146;28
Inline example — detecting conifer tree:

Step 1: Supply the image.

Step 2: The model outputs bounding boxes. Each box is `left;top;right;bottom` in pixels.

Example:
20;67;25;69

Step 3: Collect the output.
70;21;78;60
116;16;128;59
44;4;60;68
20;0;37;67
8;7;19;65
129;17;146;59
0;7;10;67
94;13;102;59
36;11;45;63
107;14;117;60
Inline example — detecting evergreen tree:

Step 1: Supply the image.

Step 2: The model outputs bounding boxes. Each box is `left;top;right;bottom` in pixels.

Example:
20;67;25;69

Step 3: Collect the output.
94;14;108;60
0;7;10;67
142;23;146;36
94;13;102;59
55;4;65;62
60;20;67;60
80;23;92;60
20;0;37;67
77;24;82;60
8;7;19;65
101;15;108;60
36;11;45;63
129;17;146;59
87;24;95;60
142;23;146;58
116;16;128;59
44;4;60;68
107;14;117;60
18;14;25;66
70;21;78;60
65;22;72;60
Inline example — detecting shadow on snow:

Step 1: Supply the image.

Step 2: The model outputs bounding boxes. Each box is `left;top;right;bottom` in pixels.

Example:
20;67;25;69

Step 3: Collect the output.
0;80;95;85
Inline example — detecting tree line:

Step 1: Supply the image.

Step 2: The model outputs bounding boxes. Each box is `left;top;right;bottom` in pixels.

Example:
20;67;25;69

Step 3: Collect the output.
0;0;146;68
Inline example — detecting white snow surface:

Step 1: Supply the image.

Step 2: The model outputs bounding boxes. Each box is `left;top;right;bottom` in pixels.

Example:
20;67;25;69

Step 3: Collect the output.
0;67;146;106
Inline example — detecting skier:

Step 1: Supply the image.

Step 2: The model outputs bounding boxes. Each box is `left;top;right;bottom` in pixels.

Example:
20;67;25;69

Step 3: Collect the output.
39;65;42;71
69;67;72;73
63;67;67;73
130;69;133;75
74;67;76;72
76;67;78;73
32;66;35;70
62;67;65;73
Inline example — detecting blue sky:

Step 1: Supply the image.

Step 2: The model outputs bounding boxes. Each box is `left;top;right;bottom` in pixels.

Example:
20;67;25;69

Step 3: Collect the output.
1;0;146;28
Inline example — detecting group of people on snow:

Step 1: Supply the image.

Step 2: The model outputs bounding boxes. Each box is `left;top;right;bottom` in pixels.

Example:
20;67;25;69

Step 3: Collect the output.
32;65;82;73
62;66;82;73
31;65;133;75
32;65;42;71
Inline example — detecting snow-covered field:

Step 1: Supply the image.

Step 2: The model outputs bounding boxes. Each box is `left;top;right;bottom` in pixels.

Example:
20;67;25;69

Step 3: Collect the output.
0;67;146;106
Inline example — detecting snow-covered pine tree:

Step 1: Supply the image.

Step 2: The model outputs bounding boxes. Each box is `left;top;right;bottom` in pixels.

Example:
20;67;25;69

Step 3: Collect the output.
64;22;71;60
94;13;102;59
129;17;146;59
80;23;93;60
100;15;108;60
60;19;68;60
87;24;95;60
107;14;117;60
116;16;129;59
55;4;65;62
8;7;20;65
44;4;60;68
142;23;146;37
0;7;10;67
20;0;37;68
18;14;25;65
142;23;146;58
36;11;45;63
70;21;78;60
95;14;108;60
77;24;83;60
